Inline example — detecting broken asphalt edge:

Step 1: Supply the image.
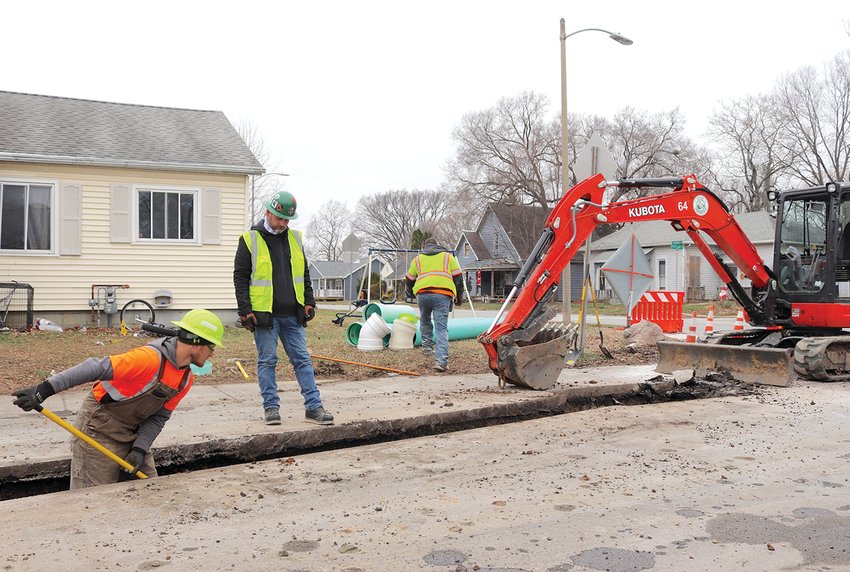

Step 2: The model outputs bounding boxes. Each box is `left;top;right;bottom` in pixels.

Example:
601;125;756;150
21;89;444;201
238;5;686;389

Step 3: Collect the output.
0;379;677;485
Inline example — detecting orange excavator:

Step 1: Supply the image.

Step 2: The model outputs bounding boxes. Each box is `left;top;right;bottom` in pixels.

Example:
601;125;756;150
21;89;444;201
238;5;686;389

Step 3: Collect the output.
479;173;850;389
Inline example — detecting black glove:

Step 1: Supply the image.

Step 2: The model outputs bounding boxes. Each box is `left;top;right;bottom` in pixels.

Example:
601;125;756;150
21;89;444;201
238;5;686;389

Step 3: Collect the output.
240;313;257;332
454;297;463;307
305;305;316;321
12;381;55;412
122;447;146;475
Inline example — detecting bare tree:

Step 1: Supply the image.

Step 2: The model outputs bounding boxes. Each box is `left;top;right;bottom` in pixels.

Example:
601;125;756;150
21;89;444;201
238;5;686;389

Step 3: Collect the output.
446;91;561;208
235;120;288;222
570;107;715;203
708;95;788;212
774;51;850;186
353;189;450;250
306;200;351;261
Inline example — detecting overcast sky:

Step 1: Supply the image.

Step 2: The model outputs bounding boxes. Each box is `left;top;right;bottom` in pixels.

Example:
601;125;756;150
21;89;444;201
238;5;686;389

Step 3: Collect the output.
5;1;849;229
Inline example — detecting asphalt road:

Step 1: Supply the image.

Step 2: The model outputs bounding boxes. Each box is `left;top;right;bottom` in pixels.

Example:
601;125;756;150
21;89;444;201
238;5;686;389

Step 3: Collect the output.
2;375;848;570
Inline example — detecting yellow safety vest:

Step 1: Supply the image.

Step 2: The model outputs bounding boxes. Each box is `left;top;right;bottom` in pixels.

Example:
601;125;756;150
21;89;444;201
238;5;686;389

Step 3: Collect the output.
242;229;305;311
406;252;461;296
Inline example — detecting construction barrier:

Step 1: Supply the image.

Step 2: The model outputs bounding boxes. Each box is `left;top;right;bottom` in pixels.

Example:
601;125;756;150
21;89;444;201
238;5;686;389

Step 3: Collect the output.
630;290;684;333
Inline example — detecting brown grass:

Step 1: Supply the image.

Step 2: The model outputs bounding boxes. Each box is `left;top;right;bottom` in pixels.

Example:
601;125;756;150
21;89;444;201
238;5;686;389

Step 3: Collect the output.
0;310;655;394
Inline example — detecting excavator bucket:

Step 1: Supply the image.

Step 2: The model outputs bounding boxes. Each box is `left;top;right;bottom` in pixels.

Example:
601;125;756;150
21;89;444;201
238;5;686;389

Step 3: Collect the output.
656;341;795;387
497;322;577;390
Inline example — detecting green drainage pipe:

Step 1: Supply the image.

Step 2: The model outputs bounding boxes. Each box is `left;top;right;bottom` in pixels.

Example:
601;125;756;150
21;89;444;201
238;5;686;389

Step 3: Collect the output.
345;322;363;346
345;321;390;347
413;317;497;347
363;303;417;323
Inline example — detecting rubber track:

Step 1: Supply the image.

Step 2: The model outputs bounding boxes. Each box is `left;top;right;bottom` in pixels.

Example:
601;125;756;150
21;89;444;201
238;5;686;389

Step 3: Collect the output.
794;336;850;381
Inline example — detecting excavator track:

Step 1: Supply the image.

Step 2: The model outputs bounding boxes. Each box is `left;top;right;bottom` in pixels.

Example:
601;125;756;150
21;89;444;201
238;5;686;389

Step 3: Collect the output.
793;336;850;381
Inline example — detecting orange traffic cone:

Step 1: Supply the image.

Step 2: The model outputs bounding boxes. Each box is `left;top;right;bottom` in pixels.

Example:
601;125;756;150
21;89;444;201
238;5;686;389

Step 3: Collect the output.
733;309;745;331
704;305;715;336
685;310;698;343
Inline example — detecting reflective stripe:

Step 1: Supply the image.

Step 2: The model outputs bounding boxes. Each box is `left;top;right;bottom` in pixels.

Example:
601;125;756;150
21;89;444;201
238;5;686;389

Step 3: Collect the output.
100;354;162;401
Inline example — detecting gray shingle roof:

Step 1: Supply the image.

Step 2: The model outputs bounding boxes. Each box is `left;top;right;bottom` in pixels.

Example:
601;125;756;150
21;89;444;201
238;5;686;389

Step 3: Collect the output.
310;261;360;279
461;230;491;259
0;91;263;174
591;210;776;250
488;203;552;258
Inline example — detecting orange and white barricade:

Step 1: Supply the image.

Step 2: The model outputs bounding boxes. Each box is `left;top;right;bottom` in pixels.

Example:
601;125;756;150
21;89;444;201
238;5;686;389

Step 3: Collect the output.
630;291;684;333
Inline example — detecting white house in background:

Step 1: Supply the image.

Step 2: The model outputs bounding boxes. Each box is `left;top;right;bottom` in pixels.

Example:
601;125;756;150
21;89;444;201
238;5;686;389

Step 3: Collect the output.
589;211;777;301
0;90;263;327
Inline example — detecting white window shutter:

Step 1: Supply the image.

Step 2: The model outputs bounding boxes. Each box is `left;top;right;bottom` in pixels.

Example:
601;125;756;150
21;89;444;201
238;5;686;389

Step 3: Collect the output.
110;184;131;243
59;182;82;255
202;188;221;244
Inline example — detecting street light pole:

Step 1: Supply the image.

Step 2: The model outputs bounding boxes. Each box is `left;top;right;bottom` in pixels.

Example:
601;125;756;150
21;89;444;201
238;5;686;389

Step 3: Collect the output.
560;18;571;324
250;172;290;224
558;19;632;332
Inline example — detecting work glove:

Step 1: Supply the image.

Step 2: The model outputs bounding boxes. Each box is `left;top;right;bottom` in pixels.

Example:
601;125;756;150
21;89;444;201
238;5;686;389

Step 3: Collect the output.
122;447;146;476
305;305;316;321
240;313;257;332
454;297;463;307
12;381;55;412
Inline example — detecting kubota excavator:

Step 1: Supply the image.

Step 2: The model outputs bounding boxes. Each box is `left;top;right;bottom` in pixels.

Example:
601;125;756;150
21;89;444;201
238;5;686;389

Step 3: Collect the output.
479;173;850;390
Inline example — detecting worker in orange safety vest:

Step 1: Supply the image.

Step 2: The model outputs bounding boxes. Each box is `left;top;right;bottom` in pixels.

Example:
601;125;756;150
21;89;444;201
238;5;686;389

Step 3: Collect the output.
12;309;224;489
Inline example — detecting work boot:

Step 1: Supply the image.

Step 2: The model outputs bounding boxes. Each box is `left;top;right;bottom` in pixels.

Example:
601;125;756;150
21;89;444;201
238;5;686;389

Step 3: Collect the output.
305;407;334;425
264;407;281;425
434;363;447;372
422;345;434;355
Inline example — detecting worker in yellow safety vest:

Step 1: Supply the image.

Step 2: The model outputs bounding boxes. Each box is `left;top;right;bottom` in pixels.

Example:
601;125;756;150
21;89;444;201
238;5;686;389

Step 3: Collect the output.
233;190;334;426
405;237;464;372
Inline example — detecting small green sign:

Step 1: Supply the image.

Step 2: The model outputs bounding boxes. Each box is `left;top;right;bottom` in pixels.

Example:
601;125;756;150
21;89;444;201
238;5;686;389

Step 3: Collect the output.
671;240;683;250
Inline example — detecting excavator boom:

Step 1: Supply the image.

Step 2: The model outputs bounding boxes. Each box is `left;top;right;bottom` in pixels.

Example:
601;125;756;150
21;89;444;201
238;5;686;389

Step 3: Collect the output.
479;174;781;389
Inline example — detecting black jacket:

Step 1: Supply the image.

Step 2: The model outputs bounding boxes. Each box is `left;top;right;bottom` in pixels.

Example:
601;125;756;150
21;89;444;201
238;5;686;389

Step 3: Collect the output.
233;221;316;326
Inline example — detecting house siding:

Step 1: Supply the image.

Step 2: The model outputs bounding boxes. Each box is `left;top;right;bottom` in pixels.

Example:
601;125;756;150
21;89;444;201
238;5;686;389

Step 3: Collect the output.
0;162;247;316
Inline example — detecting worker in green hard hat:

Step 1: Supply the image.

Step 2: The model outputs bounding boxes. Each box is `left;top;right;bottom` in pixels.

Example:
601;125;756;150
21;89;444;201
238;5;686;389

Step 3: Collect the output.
234;189;334;427
11;308;225;489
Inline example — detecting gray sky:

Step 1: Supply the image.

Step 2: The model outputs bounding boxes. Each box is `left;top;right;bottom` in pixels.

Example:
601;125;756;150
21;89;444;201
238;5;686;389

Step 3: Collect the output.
5;1;849;228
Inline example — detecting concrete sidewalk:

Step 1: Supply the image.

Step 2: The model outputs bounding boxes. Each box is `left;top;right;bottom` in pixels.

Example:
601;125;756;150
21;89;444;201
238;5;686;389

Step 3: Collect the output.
0;364;666;485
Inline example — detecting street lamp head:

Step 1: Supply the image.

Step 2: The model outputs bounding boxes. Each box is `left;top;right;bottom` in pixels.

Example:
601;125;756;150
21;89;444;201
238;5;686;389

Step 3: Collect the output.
608;32;633;45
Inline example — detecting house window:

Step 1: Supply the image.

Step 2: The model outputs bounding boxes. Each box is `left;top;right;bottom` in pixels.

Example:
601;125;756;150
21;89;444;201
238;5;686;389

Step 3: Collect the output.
137;188;196;241
657;258;667;290
493;233;500;254
463;243;470;256
0;182;53;252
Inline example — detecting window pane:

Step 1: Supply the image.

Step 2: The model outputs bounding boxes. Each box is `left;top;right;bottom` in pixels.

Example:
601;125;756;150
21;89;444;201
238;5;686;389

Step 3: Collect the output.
1;184;26;250
152;192;166;239
138;191;152;239
180;194;194;239
166;193;179;239
27;185;51;250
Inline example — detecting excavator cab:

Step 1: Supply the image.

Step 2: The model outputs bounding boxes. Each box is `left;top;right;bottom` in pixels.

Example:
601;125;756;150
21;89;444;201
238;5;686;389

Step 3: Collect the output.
766;183;850;327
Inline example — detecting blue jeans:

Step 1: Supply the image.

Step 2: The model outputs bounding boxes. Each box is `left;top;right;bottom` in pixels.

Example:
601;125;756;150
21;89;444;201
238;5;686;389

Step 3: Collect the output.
254;315;323;411
418;293;452;367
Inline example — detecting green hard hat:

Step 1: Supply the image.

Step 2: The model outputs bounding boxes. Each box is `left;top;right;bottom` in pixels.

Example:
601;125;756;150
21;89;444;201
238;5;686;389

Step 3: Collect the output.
264;190;298;220
172;309;225;347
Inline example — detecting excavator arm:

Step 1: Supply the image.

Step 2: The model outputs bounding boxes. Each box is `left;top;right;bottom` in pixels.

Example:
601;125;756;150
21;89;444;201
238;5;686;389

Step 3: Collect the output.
479;173;775;389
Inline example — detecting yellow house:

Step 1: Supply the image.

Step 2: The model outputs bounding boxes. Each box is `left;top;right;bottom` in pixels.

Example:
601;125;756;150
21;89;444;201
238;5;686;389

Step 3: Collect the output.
0;90;263;328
